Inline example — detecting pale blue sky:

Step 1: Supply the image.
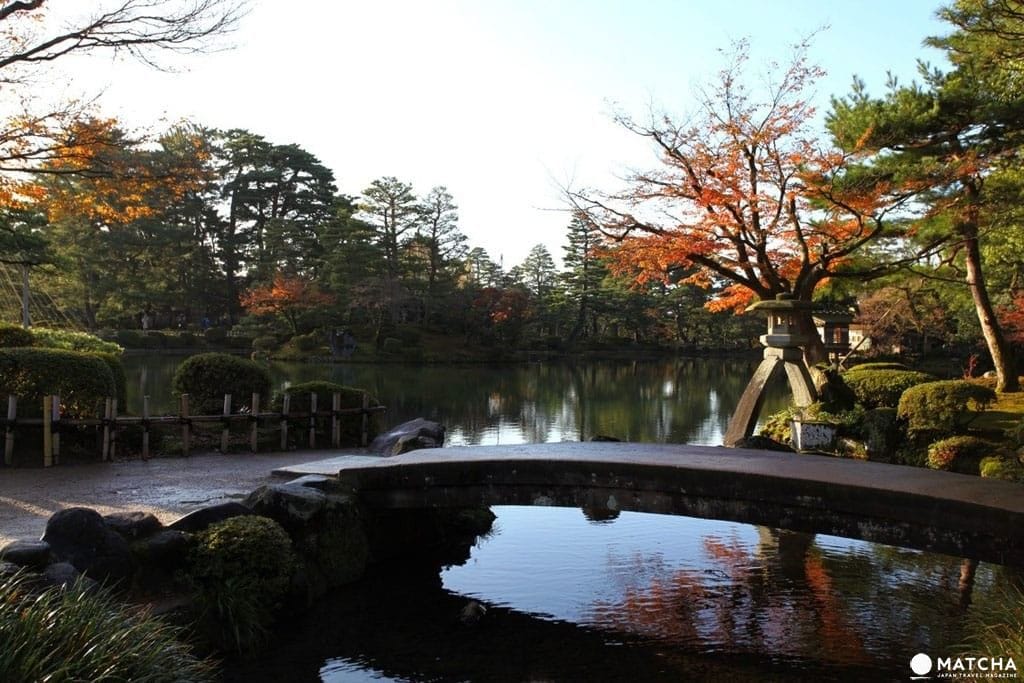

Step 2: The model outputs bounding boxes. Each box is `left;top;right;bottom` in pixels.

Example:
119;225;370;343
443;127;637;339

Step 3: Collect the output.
55;0;948;268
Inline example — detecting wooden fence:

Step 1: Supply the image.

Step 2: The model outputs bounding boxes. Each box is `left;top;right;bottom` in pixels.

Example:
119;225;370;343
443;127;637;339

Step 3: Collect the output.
1;392;387;466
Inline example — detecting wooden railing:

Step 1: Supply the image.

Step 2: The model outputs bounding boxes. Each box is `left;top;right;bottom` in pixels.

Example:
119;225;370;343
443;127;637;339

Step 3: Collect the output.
1;392;387;466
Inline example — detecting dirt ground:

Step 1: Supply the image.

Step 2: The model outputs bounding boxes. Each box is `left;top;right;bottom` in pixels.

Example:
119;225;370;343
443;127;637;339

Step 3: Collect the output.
0;451;328;545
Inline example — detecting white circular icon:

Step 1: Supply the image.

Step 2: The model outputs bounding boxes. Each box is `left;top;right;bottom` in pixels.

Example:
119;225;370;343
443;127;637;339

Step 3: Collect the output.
910;653;933;676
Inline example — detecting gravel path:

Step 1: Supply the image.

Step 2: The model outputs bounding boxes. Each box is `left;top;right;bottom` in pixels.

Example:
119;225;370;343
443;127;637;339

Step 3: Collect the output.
0;452;331;545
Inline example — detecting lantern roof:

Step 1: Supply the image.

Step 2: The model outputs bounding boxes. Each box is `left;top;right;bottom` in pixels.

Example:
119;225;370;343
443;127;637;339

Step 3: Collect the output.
745;293;816;314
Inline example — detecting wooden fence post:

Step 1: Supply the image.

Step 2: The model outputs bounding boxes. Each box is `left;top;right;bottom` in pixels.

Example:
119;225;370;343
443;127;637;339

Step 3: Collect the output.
250;392;260;453
221;394;232;454
102;398;112;461
180;394;190;457
142;396;150;460
4;395;15;466
308;392;317;449
109;398;118;461
331;392;341;448
51;393;60;465
42;395;53;467
280;393;290;451
361;392;370;447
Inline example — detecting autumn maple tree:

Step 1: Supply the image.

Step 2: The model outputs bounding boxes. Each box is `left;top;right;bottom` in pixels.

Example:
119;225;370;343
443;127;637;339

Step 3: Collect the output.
240;273;335;334
568;42;918;362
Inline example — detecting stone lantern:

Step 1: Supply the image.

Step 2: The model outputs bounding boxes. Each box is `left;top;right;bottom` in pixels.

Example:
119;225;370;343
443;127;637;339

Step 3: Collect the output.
723;294;819;447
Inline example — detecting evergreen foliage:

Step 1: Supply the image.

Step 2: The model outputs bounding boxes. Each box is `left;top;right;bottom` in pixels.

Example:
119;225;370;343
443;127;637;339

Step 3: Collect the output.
897;380;997;434
171;352;271;414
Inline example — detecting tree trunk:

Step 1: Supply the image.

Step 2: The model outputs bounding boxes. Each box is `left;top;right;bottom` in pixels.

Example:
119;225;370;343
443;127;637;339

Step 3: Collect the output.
964;224;1019;391
960;181;1018;392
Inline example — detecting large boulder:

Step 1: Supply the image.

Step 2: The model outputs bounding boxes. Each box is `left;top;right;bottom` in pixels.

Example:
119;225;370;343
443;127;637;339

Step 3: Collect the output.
104;511;162;540
369;418;445;456
0;540;52;569
41;507;133;584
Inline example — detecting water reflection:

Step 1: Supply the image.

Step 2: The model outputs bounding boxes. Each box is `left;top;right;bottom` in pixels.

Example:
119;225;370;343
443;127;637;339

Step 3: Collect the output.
122;358;788;446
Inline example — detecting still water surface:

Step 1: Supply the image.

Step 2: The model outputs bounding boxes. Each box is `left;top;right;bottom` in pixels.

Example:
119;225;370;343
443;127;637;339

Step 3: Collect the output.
123;356;1003;681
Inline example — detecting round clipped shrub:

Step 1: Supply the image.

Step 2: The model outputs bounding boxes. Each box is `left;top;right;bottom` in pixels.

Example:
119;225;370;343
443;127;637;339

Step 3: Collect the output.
979;455;1024;482
291;332;320;353
0;348;115;417
252;335;279;352
187;515;294;653
172;352;271;415
897;380;996;435
94;351;128;408
273;381;382;446
0;323;34;347
0;571;214;682
381;337;402;354
841;368;936;408
29;327;123;355
142;330;167;348
846;362;911;372
926;435;995;474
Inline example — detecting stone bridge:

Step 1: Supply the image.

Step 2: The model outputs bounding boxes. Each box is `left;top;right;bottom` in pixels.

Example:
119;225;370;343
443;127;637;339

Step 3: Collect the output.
277;442;1024;566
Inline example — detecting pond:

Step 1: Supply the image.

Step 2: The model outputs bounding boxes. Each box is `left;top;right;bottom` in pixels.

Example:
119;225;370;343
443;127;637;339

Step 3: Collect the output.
122;355;1009;681
122;355;791;445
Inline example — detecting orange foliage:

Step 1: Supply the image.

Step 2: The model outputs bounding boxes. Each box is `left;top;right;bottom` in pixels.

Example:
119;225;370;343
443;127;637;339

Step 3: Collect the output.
571;42;910;312
240;273;335;332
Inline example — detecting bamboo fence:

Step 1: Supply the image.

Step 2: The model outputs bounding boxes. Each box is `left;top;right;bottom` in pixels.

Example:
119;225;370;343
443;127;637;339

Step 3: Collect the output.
1;392;386;466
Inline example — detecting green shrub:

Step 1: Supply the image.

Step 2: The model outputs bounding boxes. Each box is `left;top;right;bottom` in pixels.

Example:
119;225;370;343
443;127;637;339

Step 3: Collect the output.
95;351;128;408
381;337;402;354
116;329;144;348
203;326;228;343
0;570;214;682
0;323;34;347
171;352;271;415
925;435;994;474
979;455;1024;482
396;327;421;346
0;348;115;417
29;327;123;355
841;368;936;408
897;380;996;435
859;407;901;460
178;331;199;347
291;332;320;352
274;381;382;446
252;335;279;352
846;362;911;372
187;515;294;654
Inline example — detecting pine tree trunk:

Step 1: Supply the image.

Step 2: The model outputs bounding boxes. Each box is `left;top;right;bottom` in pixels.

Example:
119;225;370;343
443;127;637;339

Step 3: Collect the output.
963;223;1019;391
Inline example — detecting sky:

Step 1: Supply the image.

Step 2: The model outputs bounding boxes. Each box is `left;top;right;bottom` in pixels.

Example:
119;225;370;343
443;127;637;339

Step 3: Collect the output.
52;0;948;269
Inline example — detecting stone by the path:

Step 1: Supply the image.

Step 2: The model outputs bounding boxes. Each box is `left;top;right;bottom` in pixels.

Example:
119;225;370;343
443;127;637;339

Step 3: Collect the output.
104;511;163;539
245;483;327;528
369;418;445;456
0;540;52;569
42;508;133;583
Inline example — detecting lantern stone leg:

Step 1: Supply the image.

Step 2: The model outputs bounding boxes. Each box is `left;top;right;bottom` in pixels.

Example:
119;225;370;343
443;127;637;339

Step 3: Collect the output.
724;347;818;447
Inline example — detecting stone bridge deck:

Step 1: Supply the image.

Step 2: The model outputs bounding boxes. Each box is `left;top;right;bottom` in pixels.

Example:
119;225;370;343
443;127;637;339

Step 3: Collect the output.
276;442;1024;566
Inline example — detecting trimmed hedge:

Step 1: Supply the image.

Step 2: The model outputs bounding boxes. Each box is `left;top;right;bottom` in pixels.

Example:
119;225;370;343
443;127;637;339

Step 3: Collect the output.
95;351;128;408
290;332;320;353
0;323;33;347
897;380;996;435
841;368;936;408
252;335;278;352
171;352;271;415
846;362;911;372
926;435;994;474
29;327;123;355
0;348;115;417
980;455;1024;482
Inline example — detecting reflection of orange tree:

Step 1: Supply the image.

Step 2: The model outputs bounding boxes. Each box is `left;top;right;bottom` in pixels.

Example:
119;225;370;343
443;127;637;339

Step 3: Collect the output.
585;534;871;666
